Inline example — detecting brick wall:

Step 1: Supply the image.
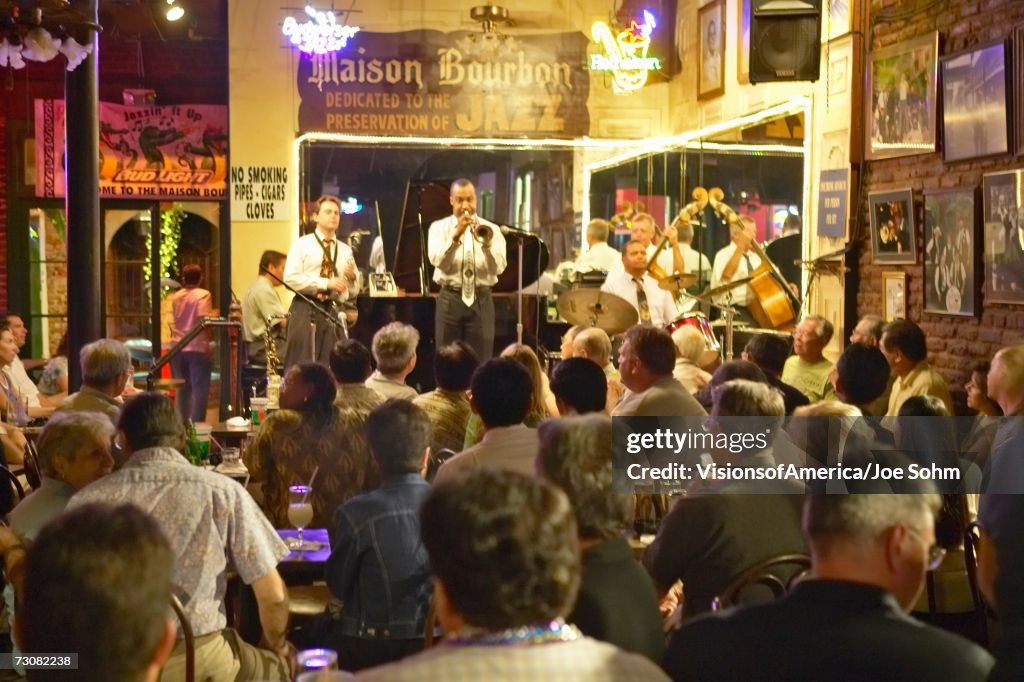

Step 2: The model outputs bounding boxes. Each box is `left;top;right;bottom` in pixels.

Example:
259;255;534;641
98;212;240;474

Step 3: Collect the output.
0;32;227;312
857;0;1024;413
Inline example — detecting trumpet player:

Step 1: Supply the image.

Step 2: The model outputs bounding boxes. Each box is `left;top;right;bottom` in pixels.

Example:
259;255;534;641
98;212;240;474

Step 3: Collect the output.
427;178;507;360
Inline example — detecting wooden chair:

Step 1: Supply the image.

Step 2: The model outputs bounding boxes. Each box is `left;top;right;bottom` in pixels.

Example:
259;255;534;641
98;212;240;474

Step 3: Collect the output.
169;594;195;682
22;439;42;491
0;467;25;514
962;521;990;644
711;553;811;611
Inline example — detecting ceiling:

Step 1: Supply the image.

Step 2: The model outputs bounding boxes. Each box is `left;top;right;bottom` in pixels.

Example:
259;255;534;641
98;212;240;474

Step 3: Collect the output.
97;0;226;42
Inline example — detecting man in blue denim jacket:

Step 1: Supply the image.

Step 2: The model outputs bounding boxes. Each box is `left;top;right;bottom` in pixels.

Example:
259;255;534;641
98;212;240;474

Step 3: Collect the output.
325;399;433;671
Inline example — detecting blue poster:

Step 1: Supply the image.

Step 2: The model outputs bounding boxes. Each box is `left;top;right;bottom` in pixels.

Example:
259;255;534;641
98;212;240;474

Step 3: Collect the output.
817;168;849;238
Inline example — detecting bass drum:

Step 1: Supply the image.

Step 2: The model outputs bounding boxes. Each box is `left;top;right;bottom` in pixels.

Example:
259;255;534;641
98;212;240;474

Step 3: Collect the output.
666;312;720;367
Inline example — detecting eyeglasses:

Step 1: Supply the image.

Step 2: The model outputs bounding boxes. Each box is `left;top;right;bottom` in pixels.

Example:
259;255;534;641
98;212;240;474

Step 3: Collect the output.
906;526;947;571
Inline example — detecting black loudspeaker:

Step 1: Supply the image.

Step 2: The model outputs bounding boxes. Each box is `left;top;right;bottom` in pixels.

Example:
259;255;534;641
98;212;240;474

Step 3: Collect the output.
749;0;822;83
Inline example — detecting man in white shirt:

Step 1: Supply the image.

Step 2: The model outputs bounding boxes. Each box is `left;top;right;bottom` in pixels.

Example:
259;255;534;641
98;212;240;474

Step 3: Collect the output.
242;250;288;364
427;179;508;360
282;195;361;368
601;241;679;328
574;219;619;274
710;215;762;325
671;217;713;313
0;312;47;408
610;213;683;278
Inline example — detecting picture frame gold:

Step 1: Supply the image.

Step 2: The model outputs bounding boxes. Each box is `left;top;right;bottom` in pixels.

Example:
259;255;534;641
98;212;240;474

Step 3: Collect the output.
698;0;726;100
883;271;907;321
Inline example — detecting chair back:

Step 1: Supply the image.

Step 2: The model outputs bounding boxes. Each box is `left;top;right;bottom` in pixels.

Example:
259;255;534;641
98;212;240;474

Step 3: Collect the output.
711;553;811;611
0;467;25;516
963;521;983;609
169;594;195;682
22;440;42;491
423;600;441;648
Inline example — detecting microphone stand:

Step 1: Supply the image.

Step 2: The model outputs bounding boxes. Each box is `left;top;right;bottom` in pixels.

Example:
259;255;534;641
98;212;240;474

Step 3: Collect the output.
260;267;349;357
501;225;528;345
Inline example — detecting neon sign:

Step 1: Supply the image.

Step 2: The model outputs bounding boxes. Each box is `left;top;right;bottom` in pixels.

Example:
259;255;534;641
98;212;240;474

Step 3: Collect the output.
282;6;360;55
590;10;660;94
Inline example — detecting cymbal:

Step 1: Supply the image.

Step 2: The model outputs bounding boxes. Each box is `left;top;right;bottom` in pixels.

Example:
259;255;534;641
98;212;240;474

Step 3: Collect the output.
693;276;753;301
556;288;638;334
657;273;699;292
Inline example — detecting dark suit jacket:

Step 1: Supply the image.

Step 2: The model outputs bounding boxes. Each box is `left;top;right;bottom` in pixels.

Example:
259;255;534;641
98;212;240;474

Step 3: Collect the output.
664;580;994;681
570;537;665;663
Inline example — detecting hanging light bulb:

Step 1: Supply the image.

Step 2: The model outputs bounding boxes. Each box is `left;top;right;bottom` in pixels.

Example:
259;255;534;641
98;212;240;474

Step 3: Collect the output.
166;5;185;21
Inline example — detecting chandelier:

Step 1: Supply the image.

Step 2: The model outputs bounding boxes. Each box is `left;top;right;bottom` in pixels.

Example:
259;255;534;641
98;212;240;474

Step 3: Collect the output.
0;0;102;78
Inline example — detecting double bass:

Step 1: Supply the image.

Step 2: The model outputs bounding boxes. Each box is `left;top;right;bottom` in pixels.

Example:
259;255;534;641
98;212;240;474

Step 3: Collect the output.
707;188;801;331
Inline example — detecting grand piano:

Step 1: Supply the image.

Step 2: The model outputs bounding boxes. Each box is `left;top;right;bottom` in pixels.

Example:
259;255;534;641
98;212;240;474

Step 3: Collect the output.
350;180;556;392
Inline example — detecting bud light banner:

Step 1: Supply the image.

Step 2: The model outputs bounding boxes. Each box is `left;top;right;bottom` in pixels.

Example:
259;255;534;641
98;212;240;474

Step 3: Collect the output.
297;30;590;137
34;99;228;199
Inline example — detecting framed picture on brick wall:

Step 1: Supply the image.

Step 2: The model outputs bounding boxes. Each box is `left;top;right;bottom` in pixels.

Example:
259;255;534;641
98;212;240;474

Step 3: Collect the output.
941;40;1011;163
870;188;917;264
698;0;726;100
865;32;938;160
1016;26;1024;156
982;170;1024;305
883;272;906;321
923;188;978;316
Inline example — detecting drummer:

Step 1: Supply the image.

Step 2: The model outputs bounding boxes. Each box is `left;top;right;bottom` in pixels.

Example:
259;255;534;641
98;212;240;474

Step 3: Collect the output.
601;240;679;327
710;215;762;325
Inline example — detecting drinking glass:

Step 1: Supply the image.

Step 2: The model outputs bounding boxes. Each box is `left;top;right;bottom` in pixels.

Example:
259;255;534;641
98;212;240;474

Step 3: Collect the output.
288;484;314;551
296;648;339;673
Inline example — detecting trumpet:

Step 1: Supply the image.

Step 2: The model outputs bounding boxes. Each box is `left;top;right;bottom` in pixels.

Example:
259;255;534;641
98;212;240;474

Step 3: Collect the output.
462;209;493;245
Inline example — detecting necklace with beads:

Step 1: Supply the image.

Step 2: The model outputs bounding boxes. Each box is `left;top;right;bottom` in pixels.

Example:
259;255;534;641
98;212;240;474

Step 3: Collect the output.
444;619;580;647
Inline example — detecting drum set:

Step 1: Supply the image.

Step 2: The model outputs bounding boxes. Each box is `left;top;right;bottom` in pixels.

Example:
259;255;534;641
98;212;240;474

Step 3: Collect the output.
554;270;758;367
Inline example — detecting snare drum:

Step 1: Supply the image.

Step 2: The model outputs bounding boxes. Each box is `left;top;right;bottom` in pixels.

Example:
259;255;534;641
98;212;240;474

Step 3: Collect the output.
666;312;721;366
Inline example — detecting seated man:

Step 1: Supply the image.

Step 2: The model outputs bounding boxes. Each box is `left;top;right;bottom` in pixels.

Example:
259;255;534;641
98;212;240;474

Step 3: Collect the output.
741;333;808;415
354;470;668;681
831;343;893;420
1;311;57;409
612;325;706;418
573;327;624;412
643;380;805;618
537;415;664;662
414;341;479;456
366;322;419;400
781;315;837;403
664;494;994;680
670;326;713;395
880;319;953;418
12;503;177;682
550;358;608;416
56;338;134;429
848;314;895;416
434;358;539;482
69;393;292;681
330;339;386;411
326;400;433;671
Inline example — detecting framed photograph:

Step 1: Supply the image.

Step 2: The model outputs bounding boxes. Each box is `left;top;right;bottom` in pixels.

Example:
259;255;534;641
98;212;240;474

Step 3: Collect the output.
865;32;939;160
923;188;978;316
824;0;852;42
870;189;917;264
698;0;725;100
737;0;750;84
941;40;1011;162
1015;26;1024;156
883;272;907;321
982;170;1024;304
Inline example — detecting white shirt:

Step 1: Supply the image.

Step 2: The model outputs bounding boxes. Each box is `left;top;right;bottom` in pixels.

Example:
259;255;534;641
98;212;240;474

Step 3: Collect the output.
711;242;762;307
10;357;41;407
283;228;361;300
601;270;679;328
609;243;676;278
575;242;620;273
427;214;508;288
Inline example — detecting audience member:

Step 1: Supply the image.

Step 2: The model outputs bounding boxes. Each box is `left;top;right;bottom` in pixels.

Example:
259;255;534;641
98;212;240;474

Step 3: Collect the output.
880;319;953;418
330;339;386;411
848;314;895;416
537;415;664;661
69;393;292;681
0;323;29;464
612;326;706;417
169;263;214;423
56;338;133;429
741;333;809;414
435;359;539;483
414;341;479;456
326;400;433;671
367;323;419;400
0;311;52;408
36;331;69;400
663;494;994;680
354;470;668;681
560;325;584;360
781;315;836;403
670;327;713;394
573;327;624;411
643;380;804;618
693;359;768;412
249;363;377;534
978;345;1024;679
15;504;177;682
550;358;608;415
960;360;1002;469
830;343;891;416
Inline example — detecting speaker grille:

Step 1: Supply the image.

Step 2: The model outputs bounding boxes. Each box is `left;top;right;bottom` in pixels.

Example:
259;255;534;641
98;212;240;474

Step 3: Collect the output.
756;18;815;74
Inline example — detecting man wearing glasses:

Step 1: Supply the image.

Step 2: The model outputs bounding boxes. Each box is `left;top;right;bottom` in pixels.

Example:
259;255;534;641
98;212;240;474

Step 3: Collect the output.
663;494;993;680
